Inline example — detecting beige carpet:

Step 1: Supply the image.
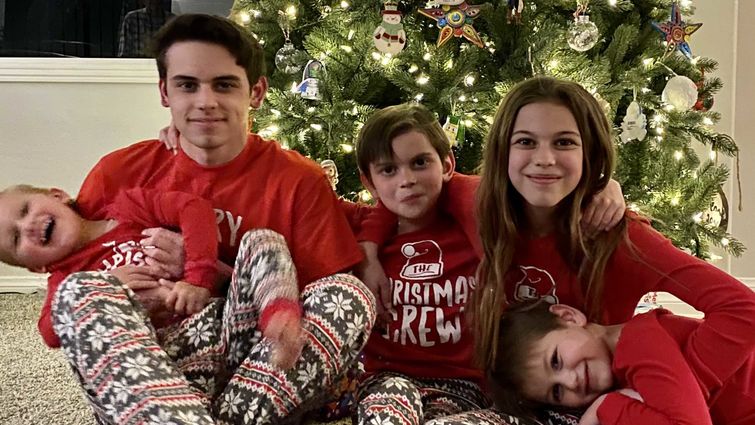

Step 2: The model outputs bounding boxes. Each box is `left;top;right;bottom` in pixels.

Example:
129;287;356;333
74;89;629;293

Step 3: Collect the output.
0;293;349;425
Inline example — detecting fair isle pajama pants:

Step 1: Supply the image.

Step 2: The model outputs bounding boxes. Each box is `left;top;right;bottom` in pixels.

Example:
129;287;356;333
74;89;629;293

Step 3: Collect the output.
356;372;490;425
423;408;580;425
51;229;376;425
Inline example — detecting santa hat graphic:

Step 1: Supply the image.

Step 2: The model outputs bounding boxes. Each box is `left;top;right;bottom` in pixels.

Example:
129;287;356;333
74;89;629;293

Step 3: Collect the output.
399;240;444;280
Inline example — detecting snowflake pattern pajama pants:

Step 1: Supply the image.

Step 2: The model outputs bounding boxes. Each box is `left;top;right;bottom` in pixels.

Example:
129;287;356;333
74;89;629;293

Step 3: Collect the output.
52;229;376;425
356;372;490;425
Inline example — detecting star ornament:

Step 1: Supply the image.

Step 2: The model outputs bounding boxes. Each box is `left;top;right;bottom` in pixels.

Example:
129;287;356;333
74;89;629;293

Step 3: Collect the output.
419;1;484;48
652;2;702;59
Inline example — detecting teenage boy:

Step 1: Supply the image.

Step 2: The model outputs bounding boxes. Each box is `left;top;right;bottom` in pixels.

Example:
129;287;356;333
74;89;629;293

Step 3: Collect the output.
54;13;374;424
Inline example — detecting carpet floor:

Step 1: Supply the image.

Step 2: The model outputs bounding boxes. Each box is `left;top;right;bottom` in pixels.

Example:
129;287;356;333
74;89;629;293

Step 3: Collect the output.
0;293;349;425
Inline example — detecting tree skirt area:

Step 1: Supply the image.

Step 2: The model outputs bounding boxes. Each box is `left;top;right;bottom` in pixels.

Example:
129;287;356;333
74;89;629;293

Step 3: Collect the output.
0;293;349;425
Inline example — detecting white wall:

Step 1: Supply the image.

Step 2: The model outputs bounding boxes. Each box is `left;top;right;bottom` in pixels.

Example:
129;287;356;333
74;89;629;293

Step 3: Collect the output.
0;58;170;290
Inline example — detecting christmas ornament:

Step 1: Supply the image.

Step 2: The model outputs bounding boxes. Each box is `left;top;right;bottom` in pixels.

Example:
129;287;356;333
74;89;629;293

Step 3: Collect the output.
662;75;698;110
620;100;647;143
652;2;702;60
567;15;599;52
296;60;325;101
275;41;307;74
442;115;465;146
374;1;406;55
419;1;484;48
701;187;729;231
506;0;524;25
320;159;339;191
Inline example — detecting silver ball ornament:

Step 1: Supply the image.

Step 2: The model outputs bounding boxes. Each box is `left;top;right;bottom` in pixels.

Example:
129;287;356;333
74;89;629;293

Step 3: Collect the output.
567;15;599;52
662;75;698;110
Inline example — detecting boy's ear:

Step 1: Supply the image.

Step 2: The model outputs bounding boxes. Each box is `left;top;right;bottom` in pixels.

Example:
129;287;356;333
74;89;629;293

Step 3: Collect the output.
158;79;170;107
441;153;456;183
48;188;73;204
359;173;379;200
548;304;587;326
249;77;269;110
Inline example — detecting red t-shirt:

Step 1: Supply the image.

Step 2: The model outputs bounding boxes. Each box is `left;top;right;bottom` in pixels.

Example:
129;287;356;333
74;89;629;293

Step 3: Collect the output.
599;309;755;425
76;134;363;287
363;214;483;383
40;188;218;348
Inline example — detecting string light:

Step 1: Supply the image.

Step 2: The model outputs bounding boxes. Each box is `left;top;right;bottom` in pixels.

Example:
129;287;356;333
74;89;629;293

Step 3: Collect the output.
664;104;675;111
692;212;703;223
709;150;717;160
628;203;641;212
549;59;560;69
417;75;429;85
381;56;391;65
464;119;473;127
464;75;476;86
238;11;251;23
444;58;454;70
340;144;354;153
680;0;693;7
340;45;353;53
655;127;664;135
702;117;713;126
348;30;355;40
608;0;617;6
310;123;323;131
307;107;316;113
260;125;280;137
285;5;297;17
340;1;350;9
359;190;373;202
371;52;381;60
423;52;432;61
415;93;424;101
458;95;467;102
674;151;683;160
408;64;419;73
670;196;680;206
642;58;654;66
252;9;262;18
290;82;298;93
721;238;730;246
271;109;281;117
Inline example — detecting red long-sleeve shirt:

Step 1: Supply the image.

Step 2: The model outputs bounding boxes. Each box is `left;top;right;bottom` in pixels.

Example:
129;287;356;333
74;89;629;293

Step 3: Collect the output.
40;188;218;348
599;309;755;425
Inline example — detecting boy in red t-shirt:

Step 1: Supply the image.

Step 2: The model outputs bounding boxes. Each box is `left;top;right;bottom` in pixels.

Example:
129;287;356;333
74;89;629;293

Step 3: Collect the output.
490;301;755;425
0;184;218;348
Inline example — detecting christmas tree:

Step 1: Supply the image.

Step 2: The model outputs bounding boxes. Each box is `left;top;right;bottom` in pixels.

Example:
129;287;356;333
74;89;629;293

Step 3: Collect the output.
229;0;743;259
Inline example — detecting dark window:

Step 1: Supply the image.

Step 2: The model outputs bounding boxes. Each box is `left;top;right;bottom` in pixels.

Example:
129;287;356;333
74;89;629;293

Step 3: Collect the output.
0;1;232;58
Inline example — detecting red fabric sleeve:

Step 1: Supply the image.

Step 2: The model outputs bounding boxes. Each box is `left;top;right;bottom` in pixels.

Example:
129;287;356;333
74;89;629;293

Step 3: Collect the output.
288;173;364;284
338;198;374;235
612;221;755;394
108;188;218;291
38;273;66;348
441;173;481;257
597;311;712;425
357;201;396;246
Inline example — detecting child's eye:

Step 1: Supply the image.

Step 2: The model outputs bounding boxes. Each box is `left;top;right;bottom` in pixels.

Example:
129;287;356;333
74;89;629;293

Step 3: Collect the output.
379;166;396;176
512;138;535;147
21;202;29;217
550;349;560;370
177;81;197;91
215;81;237;91
552;383;563;403
413;157;428;167
555;139;578;147
13;228;19;248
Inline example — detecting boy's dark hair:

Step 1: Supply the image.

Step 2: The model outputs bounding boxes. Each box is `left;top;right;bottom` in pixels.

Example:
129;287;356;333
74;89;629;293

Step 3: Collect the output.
488;300;565;418
150;14;266;88
356;103;451;182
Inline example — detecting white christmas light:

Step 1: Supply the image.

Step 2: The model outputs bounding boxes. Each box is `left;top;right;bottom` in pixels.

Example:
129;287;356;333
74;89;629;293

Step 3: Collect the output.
674;151;683;160
464;75;476;86
629;203;640;212
290;82;298;93
417;75;429;85
681;0;693;9
252;9;262;18
307;107;316;113
415;93;424;101
664;104;675;112
359;190;373;202
285;5;297;17
341;144;354;153
464;119;473;127
408;64;419;73
670;196;680;206
310;123;323;131
445;58;454;69
721;238;730;246
340;1;350;9
709;150;717;160
710;254;723;261
423;52;432;61
692;212;703;223
703;117;713;126
271;109;281;117
341;45;352;53
371;52;381;60
641;87;651;93
655;127;664;135
381;56;391;66
643;58;654;66
238;11;251;23
348;30;355;40
261;125;279;137
458;95;467;102
691;56;700;65
549;59;560;69
608;0;617;6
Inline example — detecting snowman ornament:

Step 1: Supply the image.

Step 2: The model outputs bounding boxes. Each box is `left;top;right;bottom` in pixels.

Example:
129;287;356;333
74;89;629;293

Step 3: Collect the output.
374;1;406;55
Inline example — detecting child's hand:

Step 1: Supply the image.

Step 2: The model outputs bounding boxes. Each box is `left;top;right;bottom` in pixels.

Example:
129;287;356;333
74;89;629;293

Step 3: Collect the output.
263;309;306;370
158;120;179;155
109;265;164;290
578;393;607;425
355;242;393;324
140;228;185;279
165;280;210;316
581;178;625;235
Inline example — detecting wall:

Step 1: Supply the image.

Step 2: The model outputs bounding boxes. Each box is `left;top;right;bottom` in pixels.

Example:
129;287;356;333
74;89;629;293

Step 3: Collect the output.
0;58;169;291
